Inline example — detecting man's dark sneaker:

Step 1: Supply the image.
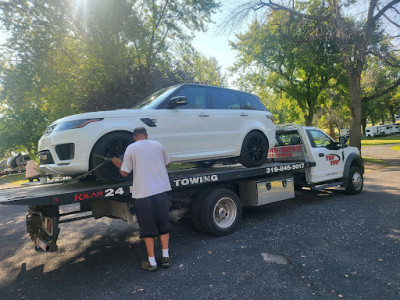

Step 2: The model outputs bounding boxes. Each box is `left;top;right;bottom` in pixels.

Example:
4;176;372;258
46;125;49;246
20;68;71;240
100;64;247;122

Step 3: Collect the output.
161;257;171;268
141;260;158;272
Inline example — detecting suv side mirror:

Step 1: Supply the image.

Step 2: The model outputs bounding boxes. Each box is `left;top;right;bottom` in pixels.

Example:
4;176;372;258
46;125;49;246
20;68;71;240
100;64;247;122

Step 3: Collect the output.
168;96;188;109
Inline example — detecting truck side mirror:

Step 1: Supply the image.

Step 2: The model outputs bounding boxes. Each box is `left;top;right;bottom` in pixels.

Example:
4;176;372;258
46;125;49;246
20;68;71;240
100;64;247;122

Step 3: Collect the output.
339;136;348;145
167;96;188;109
326;142;341;150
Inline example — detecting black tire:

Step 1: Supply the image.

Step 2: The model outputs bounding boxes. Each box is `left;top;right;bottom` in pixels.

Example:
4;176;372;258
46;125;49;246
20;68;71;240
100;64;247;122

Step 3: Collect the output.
345;166;363;194
90;131;134;183
200;189;241;236
28;178;33;182
239;131;269;167
195;161;216;168
191;187;217;232
191;197;206;232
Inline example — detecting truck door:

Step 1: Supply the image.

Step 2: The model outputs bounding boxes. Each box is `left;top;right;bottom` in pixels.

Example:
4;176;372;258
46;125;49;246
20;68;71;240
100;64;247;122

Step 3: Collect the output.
305;129;344;183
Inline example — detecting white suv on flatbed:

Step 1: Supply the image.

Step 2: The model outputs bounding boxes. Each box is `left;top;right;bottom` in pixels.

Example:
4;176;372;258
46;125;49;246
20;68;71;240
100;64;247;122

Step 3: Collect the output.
38;84;275;182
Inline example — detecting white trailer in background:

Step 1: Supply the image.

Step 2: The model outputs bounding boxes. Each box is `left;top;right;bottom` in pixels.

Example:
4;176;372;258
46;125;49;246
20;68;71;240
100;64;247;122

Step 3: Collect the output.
378;125;391;135
389;123;400;134
365;126;378;137
365;124;400;136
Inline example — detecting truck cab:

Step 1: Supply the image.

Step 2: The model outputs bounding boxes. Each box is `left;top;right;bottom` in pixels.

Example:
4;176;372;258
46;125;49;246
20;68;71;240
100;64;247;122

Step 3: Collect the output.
269;125;364;193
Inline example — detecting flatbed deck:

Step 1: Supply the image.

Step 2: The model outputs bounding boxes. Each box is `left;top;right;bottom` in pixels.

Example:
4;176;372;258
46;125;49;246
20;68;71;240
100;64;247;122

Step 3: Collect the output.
0;161;308;206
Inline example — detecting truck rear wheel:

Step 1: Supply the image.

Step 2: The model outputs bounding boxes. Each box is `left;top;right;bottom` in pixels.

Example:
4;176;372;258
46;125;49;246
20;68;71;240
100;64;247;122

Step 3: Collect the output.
345;166;363;194
200;189;241;236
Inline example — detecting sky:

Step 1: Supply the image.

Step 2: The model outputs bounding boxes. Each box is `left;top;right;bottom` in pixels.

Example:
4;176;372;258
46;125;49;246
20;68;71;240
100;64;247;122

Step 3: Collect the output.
192;1;249;87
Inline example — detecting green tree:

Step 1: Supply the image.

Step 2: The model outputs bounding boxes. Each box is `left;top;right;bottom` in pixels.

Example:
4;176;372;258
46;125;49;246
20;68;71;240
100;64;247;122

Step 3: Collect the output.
362;57;400;130
230;0;400;149
0;0;220;153
176;47;226;86
231;9;345;126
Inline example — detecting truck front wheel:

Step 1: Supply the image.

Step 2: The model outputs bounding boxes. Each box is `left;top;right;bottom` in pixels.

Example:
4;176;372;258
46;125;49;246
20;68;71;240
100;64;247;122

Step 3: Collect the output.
345;166;363;194
200;189;241;236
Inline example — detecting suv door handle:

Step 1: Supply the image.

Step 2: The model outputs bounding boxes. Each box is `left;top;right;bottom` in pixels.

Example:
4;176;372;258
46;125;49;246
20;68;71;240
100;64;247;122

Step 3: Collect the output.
240;113;248;117
198;113;209;117
319;153;325;157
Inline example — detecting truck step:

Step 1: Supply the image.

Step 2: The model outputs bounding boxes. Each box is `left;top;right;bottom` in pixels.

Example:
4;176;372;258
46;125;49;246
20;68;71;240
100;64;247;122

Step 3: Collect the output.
311;181;343;191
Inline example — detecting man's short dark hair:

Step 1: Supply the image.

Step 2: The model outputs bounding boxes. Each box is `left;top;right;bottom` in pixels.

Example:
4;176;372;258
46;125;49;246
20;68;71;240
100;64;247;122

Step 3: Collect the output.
133;127;148;137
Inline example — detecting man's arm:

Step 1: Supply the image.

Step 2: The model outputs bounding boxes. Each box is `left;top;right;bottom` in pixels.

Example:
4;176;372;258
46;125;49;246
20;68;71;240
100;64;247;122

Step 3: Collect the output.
111;158;130;177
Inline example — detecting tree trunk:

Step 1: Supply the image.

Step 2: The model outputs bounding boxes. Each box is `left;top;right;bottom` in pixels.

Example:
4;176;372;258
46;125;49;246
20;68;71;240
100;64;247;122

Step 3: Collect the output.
362;116;367;135
328;122;336;140
348;74;362;150
305;111;313;126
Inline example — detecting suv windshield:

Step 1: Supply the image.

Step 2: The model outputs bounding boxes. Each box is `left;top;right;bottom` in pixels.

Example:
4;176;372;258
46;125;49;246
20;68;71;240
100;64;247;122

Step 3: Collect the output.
133;85;180;109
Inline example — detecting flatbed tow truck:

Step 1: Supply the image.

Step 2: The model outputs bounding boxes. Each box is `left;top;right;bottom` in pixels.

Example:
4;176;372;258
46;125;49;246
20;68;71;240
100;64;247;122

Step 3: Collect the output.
0;126;364;252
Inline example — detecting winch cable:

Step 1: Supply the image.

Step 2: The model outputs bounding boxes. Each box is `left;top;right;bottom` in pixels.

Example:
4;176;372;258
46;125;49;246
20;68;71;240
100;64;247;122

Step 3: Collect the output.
57;154;116;185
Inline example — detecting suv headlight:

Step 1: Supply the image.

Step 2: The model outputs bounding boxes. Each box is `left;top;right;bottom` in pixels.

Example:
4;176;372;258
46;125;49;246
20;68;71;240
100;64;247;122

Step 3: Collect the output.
52;118;104;133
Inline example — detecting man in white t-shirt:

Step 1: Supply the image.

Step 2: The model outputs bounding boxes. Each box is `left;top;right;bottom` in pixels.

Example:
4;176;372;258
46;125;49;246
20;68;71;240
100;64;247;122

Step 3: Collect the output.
112;127;172;272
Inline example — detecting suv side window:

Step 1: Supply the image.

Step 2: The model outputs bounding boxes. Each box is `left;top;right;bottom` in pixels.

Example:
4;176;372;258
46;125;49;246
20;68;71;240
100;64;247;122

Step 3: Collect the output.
306;129;333;148
209;88;241;109
172;86;207;109
238;92;267;111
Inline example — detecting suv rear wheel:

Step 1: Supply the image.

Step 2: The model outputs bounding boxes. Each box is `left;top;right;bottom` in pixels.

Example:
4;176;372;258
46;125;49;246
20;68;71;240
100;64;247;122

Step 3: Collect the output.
239;131;268;167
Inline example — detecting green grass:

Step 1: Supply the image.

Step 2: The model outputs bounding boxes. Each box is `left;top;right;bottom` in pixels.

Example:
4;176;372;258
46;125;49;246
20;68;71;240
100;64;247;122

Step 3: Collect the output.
391;145;400;151
361;135;400;146
362;157;386;165
0;173;28;185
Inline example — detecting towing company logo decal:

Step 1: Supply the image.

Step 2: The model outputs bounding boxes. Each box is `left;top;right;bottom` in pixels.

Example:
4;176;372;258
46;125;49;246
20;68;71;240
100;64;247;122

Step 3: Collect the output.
74;191;104;201
326;154;341;166
173;175;219;187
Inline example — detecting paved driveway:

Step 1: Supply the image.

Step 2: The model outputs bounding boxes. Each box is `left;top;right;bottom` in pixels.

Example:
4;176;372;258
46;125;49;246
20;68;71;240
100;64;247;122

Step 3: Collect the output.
0;145;399;299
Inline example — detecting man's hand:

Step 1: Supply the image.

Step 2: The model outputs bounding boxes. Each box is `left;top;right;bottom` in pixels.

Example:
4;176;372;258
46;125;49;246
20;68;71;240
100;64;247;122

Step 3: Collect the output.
111;157;123;169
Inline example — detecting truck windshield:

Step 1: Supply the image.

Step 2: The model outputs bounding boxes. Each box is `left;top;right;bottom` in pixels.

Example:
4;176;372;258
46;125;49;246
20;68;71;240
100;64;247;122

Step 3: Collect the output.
133;85;180;109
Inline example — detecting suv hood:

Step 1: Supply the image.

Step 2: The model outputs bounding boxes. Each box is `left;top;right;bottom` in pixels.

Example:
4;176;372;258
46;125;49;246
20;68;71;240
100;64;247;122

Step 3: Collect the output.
50;109;152;125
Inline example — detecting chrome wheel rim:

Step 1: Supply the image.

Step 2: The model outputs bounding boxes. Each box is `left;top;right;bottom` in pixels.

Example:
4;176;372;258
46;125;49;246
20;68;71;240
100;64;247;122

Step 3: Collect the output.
352;172;363;191
213;197;237;229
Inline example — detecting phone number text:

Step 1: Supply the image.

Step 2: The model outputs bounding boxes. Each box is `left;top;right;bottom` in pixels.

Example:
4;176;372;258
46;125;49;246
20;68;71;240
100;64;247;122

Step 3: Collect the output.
266;163;305;174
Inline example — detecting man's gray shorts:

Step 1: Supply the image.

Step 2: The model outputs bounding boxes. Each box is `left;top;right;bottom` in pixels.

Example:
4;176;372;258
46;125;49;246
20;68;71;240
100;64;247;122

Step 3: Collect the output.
134;192;171;238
